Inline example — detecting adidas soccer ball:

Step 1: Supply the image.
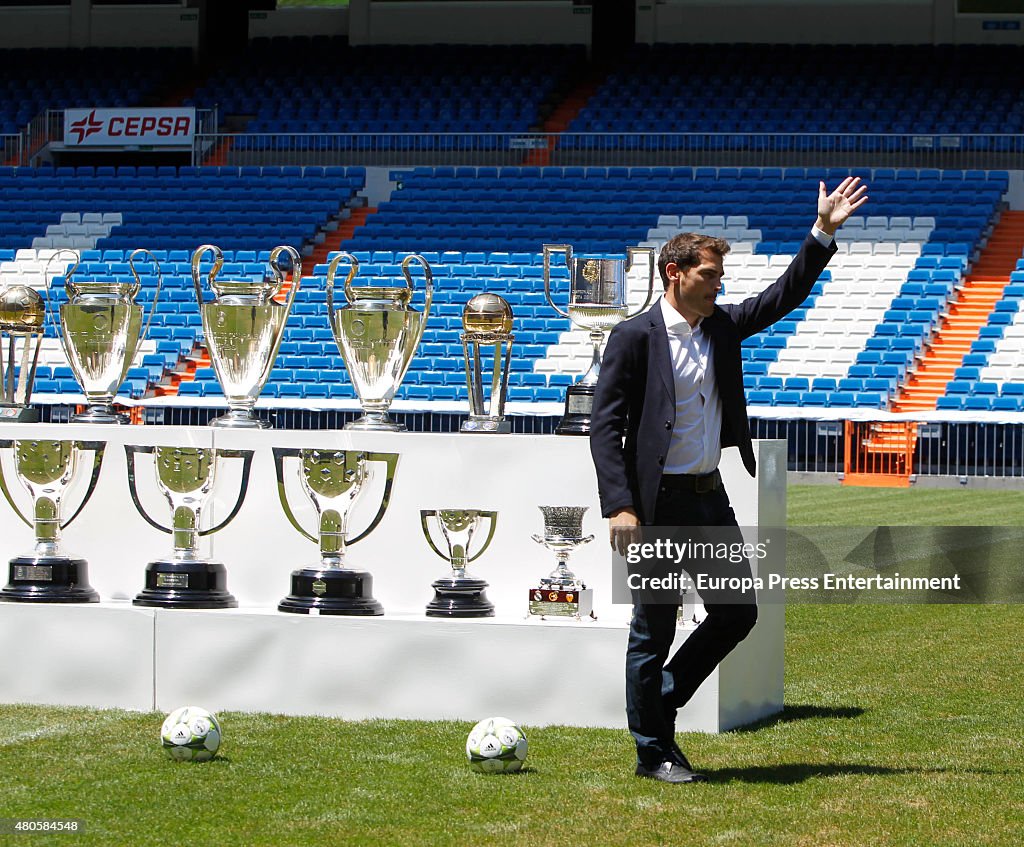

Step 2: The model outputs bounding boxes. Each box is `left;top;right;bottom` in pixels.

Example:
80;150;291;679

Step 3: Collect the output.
160;706;222;762
465;716;528;774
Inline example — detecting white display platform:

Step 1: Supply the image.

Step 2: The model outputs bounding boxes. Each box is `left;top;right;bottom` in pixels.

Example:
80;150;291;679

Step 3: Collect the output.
0;425;785;732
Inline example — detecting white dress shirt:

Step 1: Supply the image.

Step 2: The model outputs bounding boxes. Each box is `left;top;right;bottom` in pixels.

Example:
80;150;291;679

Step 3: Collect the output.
660;227;834;475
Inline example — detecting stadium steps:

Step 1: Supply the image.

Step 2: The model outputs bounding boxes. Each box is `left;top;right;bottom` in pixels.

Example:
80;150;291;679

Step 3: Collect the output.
892;211;1024;412
311;207;378;266
524;71;605;167
149;346;207;398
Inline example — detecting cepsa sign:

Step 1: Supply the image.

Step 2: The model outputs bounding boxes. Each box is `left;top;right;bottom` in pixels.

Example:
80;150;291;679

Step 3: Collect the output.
63;108;196;147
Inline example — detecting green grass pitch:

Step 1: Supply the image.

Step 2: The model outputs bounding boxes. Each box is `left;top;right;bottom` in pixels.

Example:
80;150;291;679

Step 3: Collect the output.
1;485;1022;846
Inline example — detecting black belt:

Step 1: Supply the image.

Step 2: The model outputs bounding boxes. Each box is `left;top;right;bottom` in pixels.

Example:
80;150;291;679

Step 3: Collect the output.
660;469;722;494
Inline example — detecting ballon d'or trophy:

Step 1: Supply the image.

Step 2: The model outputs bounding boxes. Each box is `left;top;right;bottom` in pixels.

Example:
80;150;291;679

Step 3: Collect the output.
460;293;514;434
0;281;46;423
529;505;595;619
421;508;498;617
192;244;301;428
326;252;432;431
58;247;163;424
0;439;105;602
543;244;654;435
126;445;255;608
275;447;399;615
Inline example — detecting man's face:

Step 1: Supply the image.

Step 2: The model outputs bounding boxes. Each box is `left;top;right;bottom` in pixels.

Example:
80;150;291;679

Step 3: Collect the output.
666;248;724;324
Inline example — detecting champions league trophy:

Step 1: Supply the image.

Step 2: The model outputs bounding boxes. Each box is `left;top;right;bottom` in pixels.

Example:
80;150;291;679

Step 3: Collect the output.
529;505;595;619
58;248;163;424
460;294;514;434
421;508;498;617
542;245;655;435
192;244;301;428
326;252;433;431
275;447;399;615
125;445;254;608
0;439;105;602
0;282;46;423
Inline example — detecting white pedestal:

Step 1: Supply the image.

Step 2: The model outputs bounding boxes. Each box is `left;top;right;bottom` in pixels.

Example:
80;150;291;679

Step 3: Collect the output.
0;425;785;731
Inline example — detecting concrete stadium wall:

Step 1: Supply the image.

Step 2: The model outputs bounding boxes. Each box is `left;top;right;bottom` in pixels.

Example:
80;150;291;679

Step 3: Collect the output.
0;5;198;50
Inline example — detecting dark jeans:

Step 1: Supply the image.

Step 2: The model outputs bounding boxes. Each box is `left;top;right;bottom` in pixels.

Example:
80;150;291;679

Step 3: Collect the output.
626;481;758;767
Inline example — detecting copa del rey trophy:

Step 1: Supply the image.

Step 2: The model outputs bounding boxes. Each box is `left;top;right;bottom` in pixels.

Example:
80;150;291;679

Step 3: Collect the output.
125;445;254;608
543;245;654;435
421;508;498;617
0;438;105;603
461;293;514;434
275;447;399;615
529;505;595;620
192;244;301;428
326;252;432;431
58;247;163;424
0;282;46;423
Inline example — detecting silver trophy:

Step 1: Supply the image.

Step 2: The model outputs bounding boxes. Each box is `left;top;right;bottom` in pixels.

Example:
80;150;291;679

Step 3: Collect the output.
421;508;498;617
58;247;162;424
542;245;655;435
326;252;433;431
192;244;301;428
125;445;254;608
0;439;105;602
529;505;595;619
0;282;47;423
275;447;399;615
461;294;514;434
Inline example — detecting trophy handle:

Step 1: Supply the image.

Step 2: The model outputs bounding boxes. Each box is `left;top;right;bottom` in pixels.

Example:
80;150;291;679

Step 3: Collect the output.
0;439;31;528
326;252;359;317
128;248;164;343
197;448;254;537
273;446;317;544
125;444;171;534
43;248;79;339
59;440;105;530
466;510;498;564
419;510;449;563
267;245;302;369
346;450;399;545
400;254;433;341
191;244;223;305
625;247;656;318
542;244;572;319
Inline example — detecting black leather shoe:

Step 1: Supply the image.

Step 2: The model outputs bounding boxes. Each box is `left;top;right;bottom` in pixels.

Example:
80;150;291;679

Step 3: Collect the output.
635;761;708;784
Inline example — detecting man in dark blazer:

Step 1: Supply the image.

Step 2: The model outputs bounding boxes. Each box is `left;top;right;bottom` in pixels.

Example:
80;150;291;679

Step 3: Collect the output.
590;177;868;784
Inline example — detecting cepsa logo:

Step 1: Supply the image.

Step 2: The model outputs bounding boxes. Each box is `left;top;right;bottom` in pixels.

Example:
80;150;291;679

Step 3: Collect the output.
64;108;196;147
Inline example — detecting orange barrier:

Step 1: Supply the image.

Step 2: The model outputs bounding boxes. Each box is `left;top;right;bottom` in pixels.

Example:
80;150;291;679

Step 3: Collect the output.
843;420;917;487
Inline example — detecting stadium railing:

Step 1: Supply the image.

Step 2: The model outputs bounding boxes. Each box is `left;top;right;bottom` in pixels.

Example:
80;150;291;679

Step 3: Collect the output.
191;132;1024;170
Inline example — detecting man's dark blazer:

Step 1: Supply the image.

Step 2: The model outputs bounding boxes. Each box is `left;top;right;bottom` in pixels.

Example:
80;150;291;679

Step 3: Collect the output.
590;232;838;524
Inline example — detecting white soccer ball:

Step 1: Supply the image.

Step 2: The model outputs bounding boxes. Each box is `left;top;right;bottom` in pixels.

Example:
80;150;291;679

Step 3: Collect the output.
160;705;222;762
465;716;528;774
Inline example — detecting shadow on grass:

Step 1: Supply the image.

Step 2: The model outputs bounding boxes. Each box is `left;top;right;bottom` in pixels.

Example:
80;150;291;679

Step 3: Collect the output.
728;703;866;734
705;763;923;784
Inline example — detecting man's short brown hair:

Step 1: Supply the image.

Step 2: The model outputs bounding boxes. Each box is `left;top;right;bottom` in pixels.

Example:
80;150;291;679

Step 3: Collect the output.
657;232;730;289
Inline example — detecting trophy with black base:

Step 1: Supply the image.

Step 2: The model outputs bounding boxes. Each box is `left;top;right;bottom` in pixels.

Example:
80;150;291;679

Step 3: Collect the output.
275;447;398;616
125;445;253;608
529;505;596;620
421;508;497;617
543;245;654;435
0;439;105;602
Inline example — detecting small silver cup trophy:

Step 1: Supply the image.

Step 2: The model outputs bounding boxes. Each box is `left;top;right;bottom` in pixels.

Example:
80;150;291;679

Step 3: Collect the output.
543;245;654;435
58;247;162;424
326;252;433;431
529;505;595;619
125;445;254;608
192;244;301;428
0;282;46;423
0;439;105;602
460;293;514;434
421;508;498;617
275;447;399;615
